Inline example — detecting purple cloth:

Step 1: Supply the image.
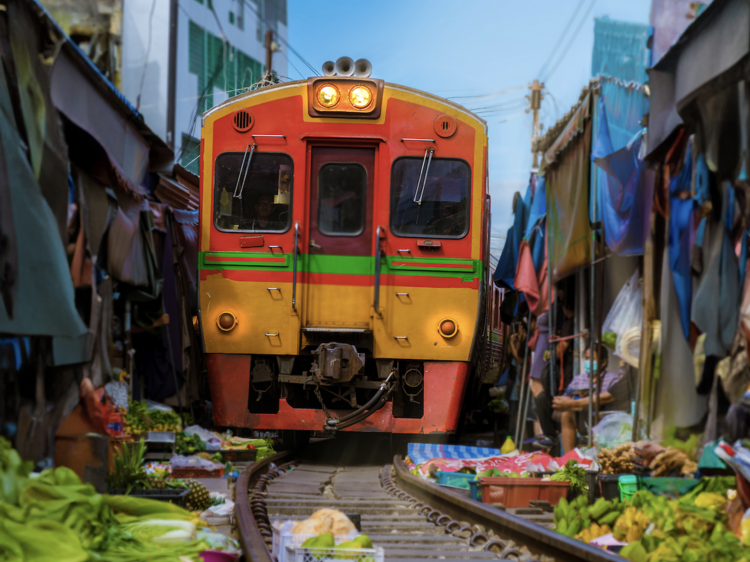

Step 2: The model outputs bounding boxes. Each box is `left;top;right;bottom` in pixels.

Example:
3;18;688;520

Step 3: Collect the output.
529;312;550;381
566;371;620;394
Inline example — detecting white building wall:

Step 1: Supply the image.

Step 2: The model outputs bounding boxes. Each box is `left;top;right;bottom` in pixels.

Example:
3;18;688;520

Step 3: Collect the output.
121;0;288;163
121;0;171;144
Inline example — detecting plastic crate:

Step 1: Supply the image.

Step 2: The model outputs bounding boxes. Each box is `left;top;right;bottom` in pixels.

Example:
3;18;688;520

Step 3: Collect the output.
220;448;257;463
435;471;476;490
171;466;225;479
109;487;190;507
293;547;384;562
273;526;382;562
478;477;569;508
597;474;622;500
468;480;482;502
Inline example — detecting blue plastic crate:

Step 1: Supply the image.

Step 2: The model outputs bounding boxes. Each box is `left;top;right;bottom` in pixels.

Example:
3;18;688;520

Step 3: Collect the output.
435;470;476;490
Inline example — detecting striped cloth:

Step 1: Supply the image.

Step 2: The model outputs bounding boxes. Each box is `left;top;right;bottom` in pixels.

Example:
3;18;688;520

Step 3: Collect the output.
407;443;502;465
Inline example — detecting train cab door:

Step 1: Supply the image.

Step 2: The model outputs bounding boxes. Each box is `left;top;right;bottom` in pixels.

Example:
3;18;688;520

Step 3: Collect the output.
304;146;375;330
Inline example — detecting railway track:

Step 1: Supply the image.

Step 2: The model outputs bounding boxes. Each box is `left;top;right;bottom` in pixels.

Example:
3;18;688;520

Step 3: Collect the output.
236;448;621;562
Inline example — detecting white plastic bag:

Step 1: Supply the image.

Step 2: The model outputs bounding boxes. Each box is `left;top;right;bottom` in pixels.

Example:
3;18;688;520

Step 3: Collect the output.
602;271;643;367
170;454;224;471
185;425;222;451
592;412;633;449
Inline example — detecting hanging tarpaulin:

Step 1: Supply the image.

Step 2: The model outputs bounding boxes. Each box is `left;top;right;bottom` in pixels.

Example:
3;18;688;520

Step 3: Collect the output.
593;96;654;256
544;93;593;281
591;80;651;224
0;64;86;338
493;179;532;290
525;176;546;239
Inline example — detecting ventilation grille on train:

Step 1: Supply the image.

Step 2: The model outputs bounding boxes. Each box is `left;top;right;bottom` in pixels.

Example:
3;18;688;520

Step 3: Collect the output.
233;110;254;132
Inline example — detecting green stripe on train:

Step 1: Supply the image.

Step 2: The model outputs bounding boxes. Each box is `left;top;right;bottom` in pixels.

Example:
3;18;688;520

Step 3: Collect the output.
199;252;484;281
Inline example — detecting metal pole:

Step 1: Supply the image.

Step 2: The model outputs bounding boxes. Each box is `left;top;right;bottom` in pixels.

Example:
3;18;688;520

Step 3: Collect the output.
588;201;597;448
514;310;534;447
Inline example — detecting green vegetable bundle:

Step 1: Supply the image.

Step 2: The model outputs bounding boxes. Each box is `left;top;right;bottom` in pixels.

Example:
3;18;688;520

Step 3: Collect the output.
123;401;182;435
0;437;217;562
176;432;206;455
550;459;588;494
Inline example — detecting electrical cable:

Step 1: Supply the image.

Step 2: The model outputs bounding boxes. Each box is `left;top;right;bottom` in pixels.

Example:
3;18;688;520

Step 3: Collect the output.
135;0;157;111
242;0;319;76
448;85;526;101
542;0;598;83
537;0;587;81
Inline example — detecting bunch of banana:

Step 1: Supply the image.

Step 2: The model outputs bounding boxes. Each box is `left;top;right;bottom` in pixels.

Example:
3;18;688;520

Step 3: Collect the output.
613;506;651;543
575;522;613;544
554;496;626;539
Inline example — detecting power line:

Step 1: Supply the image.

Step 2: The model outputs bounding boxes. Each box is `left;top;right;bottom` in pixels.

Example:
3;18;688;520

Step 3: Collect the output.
448;85;525;101
537;0;587;81
242;0;319;76
135;0;157;111
542;0;598;83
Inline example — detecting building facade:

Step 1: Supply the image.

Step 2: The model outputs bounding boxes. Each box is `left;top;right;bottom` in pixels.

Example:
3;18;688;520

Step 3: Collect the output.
121;0;288;174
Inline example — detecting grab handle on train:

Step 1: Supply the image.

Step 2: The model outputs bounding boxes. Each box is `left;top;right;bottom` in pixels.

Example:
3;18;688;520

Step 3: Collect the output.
292;222;299;311
374;225;383;314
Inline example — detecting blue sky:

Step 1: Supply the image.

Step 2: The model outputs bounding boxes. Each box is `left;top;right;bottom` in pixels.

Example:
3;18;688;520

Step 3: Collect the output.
287;0;652;236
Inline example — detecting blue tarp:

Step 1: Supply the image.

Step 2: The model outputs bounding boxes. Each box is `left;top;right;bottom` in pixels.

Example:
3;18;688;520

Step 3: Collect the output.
493;181;531;290
407;443;502;465
668;148;696;340
592;96;653;255
591;18;652;84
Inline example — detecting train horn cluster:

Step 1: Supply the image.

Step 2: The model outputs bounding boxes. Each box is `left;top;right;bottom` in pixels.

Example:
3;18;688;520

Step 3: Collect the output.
321;57;372;78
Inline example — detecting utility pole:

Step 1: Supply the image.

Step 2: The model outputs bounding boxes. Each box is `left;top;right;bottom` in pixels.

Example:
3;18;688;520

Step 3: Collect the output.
264;29;276;79
528;79;544;168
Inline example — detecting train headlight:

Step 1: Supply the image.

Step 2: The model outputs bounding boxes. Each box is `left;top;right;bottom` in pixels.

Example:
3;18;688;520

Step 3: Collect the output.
438;318;458;338
349;85;372;109
217;311;238;331
317;84;340;107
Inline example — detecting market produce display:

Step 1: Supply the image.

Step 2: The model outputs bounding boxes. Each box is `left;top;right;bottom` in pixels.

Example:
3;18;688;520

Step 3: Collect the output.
0;437;221;562
554;476;748;562
598;443;635;474
550;460;588;494
649;447;697;476
123;400;182;435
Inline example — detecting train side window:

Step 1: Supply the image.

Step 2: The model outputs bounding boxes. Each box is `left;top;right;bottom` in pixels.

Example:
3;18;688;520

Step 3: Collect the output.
390;157;470;238
213;152;293;232
317;163;367;236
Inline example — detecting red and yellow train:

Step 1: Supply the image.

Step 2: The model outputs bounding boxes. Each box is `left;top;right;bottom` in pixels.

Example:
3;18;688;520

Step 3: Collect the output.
198;59;491;438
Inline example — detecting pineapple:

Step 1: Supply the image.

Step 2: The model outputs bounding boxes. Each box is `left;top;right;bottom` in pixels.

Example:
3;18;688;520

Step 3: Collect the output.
147;476;167;489
185;480;210;512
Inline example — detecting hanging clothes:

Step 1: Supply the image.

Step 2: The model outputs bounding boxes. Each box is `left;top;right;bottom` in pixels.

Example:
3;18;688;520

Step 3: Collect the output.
668;145;697;340
692;182;741;359
494;180;531;290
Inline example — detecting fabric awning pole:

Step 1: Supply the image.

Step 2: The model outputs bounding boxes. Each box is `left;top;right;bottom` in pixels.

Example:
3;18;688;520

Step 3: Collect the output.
514;309;534;447
546;216;557;435
588;210;596;447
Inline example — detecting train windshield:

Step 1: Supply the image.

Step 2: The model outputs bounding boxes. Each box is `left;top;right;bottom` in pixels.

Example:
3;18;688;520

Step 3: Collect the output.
213;152;293;232
318;163;367;236
390;157;470;238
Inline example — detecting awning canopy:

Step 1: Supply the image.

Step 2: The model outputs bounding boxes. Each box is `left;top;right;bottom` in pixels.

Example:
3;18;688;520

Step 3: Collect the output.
647;0;750;161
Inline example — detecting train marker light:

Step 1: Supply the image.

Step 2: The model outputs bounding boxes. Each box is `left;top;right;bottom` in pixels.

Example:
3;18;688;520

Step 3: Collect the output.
217;311;238;331
438;318;458;338
317;84;340;107
349;85;372;109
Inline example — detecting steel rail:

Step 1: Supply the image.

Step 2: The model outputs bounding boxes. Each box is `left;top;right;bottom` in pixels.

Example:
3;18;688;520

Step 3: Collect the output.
235;451;292;562
236;449;620;562
391;455;621;562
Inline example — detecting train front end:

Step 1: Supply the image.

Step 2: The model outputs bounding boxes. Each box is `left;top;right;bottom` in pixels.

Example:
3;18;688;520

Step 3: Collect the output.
198;73;489;436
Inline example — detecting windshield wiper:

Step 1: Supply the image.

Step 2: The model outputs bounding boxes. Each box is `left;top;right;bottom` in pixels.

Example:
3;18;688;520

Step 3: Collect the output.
412;148;434;205
233;143;257;199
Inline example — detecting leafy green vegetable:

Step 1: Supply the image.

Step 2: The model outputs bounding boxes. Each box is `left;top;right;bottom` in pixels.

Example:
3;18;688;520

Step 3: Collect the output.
551;459;588;494
107;440;150;494
0;437;33;505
